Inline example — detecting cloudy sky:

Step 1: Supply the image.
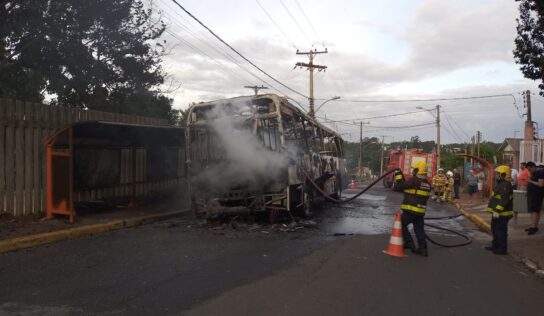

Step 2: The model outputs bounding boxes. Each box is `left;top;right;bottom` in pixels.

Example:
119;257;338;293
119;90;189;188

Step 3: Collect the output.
154;0;543;144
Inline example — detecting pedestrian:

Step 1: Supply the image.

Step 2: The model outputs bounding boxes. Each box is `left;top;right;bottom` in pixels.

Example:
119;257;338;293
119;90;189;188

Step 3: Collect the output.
432;168;447;203
510;164;519;190
485;165;514;255
453;168;461;199
477;170;485;200
518;162;530;191
443;171;454;202
393;161;432;257
525;161;544;235
466;169;479;203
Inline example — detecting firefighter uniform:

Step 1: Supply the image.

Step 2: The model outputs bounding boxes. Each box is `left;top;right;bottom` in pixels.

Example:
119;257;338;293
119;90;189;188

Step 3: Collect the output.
486;165;514;254
394;161;432;256
443;171;455;202
432;169;447;202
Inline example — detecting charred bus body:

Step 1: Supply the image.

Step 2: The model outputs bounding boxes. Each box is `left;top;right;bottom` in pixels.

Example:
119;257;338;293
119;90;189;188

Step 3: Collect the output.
186;94;346;219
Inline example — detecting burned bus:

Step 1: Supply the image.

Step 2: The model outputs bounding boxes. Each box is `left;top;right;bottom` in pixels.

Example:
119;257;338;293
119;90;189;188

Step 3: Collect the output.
186;94;346;219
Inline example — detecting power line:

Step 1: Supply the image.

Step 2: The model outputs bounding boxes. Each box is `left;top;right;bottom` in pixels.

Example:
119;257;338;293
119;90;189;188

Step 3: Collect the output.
321;118;434;129
159;3;258;83
368;122;435;129
165;28;290;99
442;109;470;142
294;0;322;46
160;1;294;97
255;0;297;49
318;93;517;103
280;0;312;45
159;0;240;63
170;0;308;99
164;30;250;86
442;114;466;143
316;109;428;122
164;24;284;95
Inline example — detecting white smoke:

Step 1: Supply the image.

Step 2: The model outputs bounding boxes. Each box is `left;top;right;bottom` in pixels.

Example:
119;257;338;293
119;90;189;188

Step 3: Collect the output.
193;99;291;194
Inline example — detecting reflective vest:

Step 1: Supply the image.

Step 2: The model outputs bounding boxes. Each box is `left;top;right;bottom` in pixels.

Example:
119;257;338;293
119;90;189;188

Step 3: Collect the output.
395;175;431;216
486;179;514;217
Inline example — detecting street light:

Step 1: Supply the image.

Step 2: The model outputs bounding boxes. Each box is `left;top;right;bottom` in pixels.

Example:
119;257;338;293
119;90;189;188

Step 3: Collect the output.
313;96;340;116
416;105;441;169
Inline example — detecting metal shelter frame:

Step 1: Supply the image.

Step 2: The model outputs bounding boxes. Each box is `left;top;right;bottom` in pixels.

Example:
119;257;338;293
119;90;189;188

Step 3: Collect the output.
45;121;185;222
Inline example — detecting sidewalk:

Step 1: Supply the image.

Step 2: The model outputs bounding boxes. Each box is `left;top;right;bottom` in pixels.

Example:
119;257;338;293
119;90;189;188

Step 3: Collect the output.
455;192;544;277
0;189;190;253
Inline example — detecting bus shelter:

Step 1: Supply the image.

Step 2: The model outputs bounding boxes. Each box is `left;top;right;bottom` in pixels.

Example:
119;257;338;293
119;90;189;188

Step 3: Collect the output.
45;121;185;222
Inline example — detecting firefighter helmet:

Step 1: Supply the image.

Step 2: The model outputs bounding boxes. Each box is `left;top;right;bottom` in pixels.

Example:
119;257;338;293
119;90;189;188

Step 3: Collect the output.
495;165;511;176
411;161;428;175
446;171;453;177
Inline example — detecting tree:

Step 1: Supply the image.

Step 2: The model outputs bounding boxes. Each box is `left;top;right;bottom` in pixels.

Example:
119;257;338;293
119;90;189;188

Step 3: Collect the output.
513;0;544;95
410;136;420;148
440;145;464;171
0;0;173;118
171;107;191;127
343;137;381;175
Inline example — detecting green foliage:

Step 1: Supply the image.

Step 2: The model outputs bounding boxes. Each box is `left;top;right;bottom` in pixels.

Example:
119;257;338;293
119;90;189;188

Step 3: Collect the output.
343;137;383;174
171;107;190;127
0;0;173;119
440;145;465;171
514;0;544;95
478;142;501;163
343;136;502;174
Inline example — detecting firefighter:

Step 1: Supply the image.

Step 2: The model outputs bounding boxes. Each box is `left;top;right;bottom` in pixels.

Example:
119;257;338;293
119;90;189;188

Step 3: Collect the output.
485;165;514;255
393;161;432;257
432;168;447;202
443;171;455;202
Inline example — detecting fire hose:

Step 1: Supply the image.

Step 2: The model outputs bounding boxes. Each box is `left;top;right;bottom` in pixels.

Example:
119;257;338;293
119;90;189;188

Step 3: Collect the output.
300;168;472;247
300;168;398;204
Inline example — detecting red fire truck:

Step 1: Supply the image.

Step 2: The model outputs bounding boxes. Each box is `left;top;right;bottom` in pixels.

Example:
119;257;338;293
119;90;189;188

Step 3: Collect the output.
382;148;437;188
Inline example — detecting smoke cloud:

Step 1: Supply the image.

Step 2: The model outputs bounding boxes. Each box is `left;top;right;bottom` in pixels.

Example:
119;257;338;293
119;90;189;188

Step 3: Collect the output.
192;98;291;195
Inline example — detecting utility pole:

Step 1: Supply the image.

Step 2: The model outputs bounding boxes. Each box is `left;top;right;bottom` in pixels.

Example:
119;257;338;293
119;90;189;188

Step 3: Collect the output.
295;49;328;118
244;85;268;96
471;136;475;167
416;105;440;168
477;131;481;157
380;135;388;175
523;90;535;140
358;122;363;179
436;104;441;169
464;147;467;179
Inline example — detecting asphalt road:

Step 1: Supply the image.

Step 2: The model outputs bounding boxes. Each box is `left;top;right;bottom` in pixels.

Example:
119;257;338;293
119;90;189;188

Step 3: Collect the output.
1;186;544;315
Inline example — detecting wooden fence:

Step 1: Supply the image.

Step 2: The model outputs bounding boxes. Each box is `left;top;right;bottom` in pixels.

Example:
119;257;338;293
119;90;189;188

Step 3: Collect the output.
0;98;172;217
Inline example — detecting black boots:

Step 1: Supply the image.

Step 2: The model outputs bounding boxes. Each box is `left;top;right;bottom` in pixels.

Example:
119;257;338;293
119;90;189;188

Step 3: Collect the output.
526;227;538;235
403;235;427;256
412;242;428;257
413;247;428;257
403;239;415;251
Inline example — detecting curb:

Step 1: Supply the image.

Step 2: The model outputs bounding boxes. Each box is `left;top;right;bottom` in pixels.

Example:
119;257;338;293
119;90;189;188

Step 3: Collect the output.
453;202;491;234
452;202;544;281
0;210;187;254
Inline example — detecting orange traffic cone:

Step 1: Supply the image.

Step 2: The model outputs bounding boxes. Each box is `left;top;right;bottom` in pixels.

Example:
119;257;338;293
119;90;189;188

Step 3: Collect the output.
351;179;356;189
383;212;407;257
